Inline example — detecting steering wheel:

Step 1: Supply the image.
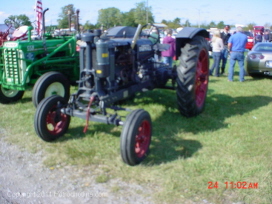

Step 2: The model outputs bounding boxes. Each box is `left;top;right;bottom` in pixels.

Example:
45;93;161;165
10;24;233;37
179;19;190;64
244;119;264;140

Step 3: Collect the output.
143;24;160;45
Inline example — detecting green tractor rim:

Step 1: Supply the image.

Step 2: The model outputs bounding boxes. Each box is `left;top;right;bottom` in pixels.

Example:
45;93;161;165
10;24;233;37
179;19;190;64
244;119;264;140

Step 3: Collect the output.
44;82;65;98
1;87;20;97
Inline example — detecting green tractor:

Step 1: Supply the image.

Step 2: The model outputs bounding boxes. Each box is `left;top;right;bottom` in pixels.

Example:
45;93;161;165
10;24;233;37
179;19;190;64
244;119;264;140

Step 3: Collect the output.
0;9;79;106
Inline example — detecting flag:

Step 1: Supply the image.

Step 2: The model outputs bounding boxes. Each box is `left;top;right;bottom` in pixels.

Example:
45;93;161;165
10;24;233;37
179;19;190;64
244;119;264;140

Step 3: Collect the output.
36;0;43;36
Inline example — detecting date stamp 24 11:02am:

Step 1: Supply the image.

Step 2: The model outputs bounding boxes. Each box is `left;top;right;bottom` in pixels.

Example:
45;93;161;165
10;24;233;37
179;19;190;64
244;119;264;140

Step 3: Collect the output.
208;181;258;189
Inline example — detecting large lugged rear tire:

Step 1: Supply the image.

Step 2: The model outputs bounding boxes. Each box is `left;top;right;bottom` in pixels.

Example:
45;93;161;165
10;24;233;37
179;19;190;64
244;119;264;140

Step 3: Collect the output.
34;95;70;142
176;36;209;117
32;72;70;108
120;109;152;166
0;85;24;104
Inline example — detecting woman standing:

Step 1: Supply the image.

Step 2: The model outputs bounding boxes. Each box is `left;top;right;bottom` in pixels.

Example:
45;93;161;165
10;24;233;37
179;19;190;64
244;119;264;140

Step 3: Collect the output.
161;29;176;67
209;30;224;77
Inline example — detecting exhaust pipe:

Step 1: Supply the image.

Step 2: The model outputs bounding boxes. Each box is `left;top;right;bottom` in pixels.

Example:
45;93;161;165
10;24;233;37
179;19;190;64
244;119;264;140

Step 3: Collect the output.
42;8;49;37
42;8;49;54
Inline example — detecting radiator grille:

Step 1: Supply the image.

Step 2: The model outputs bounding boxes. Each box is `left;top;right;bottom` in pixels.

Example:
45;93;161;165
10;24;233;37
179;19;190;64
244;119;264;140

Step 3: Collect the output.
3;49;25;85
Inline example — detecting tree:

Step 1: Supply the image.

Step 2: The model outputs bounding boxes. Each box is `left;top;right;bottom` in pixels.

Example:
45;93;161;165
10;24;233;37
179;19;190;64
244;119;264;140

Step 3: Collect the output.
134;1;154;25
121;10;138;27
166;18;182;29
247;23;256;31
199;23;209;29
57;4;77;29
4;15;32;28
173;18;181;25
184;20;191;27
217;21;225;29
83;20;96;31
161;19;168;25
97;7;122;29
209;21;217;28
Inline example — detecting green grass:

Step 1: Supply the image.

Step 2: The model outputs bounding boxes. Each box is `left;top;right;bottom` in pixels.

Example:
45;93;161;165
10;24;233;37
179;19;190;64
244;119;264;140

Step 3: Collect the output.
1;61;272;204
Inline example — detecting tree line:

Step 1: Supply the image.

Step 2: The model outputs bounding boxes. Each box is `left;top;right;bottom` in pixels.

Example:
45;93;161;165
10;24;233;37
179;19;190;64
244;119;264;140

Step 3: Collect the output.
4;2;271;32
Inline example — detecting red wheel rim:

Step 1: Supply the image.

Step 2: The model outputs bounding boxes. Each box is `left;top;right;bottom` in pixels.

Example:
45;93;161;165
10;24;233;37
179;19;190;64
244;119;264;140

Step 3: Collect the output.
135;120;151;158
45;105;69;135
195;49;209;108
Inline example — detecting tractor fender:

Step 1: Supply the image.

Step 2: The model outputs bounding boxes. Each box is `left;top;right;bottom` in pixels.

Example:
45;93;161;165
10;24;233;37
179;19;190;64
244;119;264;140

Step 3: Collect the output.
175;27;209;57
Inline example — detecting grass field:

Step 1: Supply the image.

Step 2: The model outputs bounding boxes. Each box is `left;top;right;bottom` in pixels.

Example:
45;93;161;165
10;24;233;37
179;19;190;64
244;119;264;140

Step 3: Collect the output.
0;61;272;204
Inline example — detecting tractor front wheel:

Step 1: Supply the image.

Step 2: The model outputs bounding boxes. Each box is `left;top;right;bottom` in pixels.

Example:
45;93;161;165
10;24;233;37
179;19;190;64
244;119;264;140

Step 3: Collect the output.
176;35;209;117
34;95;70;142
0;85;24;104
32;72;70;107
120;109;152;166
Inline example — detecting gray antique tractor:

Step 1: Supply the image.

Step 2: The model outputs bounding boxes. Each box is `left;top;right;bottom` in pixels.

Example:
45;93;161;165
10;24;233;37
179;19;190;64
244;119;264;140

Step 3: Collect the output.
34;24;209;166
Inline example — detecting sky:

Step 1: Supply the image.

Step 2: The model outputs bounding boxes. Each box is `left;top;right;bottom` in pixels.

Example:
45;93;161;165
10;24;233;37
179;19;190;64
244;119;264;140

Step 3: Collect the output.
0;0;271;28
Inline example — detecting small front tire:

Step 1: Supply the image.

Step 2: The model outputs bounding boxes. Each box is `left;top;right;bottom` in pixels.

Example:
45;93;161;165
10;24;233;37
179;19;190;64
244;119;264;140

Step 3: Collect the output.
120;109;152;166
34;95;70;142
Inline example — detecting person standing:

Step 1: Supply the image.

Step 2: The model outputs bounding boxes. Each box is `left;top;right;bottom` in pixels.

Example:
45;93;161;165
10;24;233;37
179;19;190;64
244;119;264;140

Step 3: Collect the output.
161;29;176;67
209;30;224;77
254;32;263;44
227;26;248;82
263;30;270;42
220;25;231;75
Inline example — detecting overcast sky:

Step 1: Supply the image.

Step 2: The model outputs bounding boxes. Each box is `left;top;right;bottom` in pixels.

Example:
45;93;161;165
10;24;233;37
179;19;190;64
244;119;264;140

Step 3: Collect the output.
0;0;271;27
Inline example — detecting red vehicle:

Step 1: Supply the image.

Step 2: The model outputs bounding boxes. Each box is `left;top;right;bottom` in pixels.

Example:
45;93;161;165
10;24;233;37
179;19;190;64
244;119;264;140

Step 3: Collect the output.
0;24;14;46
243;31;254;50
0;24;27;47
253;26;264;35
0;24;14;70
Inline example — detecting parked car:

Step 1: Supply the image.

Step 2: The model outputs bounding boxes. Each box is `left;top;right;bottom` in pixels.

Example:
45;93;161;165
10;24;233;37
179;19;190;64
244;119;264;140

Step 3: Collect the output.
253;26;264;36
243;31;254;50
268;30;272;42
206;32;213;58
246;42;272;77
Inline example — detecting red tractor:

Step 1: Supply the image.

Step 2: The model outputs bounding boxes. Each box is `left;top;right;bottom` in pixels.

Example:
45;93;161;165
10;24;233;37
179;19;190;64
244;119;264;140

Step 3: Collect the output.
0;24;13;46
0;24;28;47
0;24;14;73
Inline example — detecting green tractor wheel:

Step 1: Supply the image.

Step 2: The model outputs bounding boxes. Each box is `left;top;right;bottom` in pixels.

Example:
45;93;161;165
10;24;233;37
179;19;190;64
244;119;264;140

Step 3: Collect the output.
0;85;24;104
32;72;70;107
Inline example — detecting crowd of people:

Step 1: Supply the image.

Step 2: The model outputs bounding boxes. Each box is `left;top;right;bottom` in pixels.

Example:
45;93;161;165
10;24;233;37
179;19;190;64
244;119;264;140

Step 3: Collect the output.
209;25;267;82
255;29;271;43
152;25;270;82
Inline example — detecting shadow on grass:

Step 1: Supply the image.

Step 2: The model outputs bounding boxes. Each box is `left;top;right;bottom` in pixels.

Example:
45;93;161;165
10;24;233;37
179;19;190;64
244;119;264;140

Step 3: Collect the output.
126;89;272;164
20;97;32;104
56;123;121;142
2;96;32;105
49;87;272;165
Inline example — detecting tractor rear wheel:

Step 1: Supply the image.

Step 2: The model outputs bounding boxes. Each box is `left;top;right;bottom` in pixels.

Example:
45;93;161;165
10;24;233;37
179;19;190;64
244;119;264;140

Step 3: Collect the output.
0;85;24;104
34;95;70;142
32;72;70;107
176;35;209;117
120;109;152;166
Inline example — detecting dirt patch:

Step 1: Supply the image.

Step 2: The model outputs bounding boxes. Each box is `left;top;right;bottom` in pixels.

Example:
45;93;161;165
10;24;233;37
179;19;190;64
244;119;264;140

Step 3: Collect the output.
0;128;154;204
